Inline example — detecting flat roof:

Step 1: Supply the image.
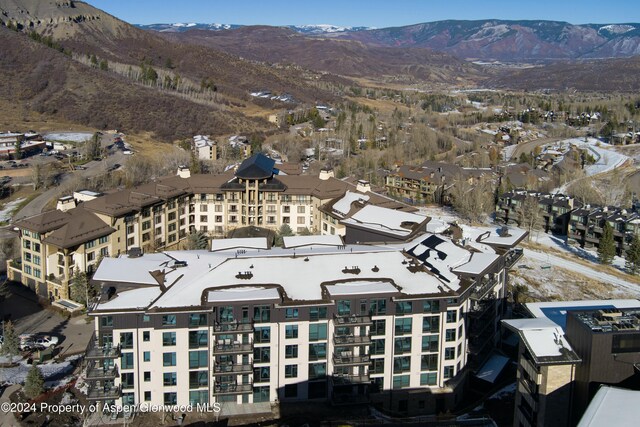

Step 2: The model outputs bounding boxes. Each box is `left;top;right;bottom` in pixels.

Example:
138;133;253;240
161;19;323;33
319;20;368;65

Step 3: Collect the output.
525;299;640;330
452;252;500;275
578;386;640;427
477;227;528;248
476;353;509;383
325;281;398;296
210;237;268;252
342;205;426;237
283;234;343;249
207;287;280;303
98;287;162;310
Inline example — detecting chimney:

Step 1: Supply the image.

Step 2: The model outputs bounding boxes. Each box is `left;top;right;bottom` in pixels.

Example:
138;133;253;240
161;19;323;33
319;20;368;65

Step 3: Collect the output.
319;169;335;180
56;196;76;212
356;180;371;193
177;166;191;179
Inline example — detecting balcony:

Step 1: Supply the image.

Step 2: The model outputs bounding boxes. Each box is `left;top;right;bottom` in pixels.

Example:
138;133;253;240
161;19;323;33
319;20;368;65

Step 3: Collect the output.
212;362;253;375
87;385;121;401
213;382;253;395
334;314;372;326
331;373;370;385
504;248;523;269
470;277;498;300
212;340;253;355
85;342;121;360
86;363;118;380
333;352;370;366
333;335;371;346
213;321;253;334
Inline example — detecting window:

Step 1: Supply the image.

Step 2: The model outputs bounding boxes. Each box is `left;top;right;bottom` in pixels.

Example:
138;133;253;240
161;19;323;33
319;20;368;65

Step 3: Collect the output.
189;313;207;327
444;366;454;379
423;316;440;333
23;265;31;275
395;318;412;335
396;301;412;315
309;307;327;321
393;356;410;373
162;315;176;326
120;333;133;349
189;390;208;405
285;325;298;339
100;247;109;257
337;300;351;316
372;319;386;336
446;310;457;323
121;353;134;369
283;206;290;213
200;215;208;222
253;367;270;383
445;328;456;342
255;327;271;343
308;363;326;379
164;392;177;405
99;236;109;244
393;375;410;389
394;337;412;354
143;351;150;362
420;372;437;386
285;345;298;359
297;217;305;225
285;365;298;378
254;346;270;363
189;371;208;388
370;358;385;374
309;323;327;341
168;212;176;221
121;373;134;389
219;306;234;322
144;371;151;382
85;240;96;249
189;350;207;369
163;352;176;367
33;255;40;265
253;305;271;322
189;331;208;348
200;205;208;212
144;391;151;401
309;343;326;360
445;347;455;360
162;332;176;346
285;308;299;319
422;335;438;352
143;331;150;342
101;316;113;328
284;384;298;398
421;354;438;371
371;339;386;355
423;300;440;313
369;299;387;316
163;372;177;386
142;221;151;231
87;252;95;262
297;206;305;214
253;386;270;403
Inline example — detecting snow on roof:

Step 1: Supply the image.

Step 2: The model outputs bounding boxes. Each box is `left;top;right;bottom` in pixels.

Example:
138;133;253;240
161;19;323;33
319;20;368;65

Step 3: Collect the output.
97;287;162;310
503;317;579;364
404;234;471;284
475;353;509;383
426;218;449;234
342;205;426;236
333;191;369;217
77;190;101;197
525;299;640;329
452;252;500;275
210;237;268;252
521;327;567;357
325;281;398;296
207;287;280;303
92;254;171;285
283;234;343;249
477;227;528;247
577;386;640;427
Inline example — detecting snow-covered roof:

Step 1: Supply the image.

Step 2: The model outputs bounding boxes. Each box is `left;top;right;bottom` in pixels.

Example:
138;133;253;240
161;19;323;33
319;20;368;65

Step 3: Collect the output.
577;386;640;427
502;317;580;364
404;234;471;284
477;227;528;248
97;287;162;310
525;299;640;329
452;252;500;275
283;234;343;249
207;287;280;303
342;205;426;237
93;254;171;285
210;237;268;252
332;191;369;217
325;281;398;296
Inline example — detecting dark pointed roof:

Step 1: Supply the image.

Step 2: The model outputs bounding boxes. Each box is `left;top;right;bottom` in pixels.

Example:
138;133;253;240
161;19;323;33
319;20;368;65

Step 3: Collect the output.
14;210;71;234
42;208;115;249
235;154;275;180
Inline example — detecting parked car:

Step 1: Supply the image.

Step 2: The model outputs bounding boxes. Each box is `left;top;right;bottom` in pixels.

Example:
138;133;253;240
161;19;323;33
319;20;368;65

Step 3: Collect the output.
74;165;87;170
33;336;58;349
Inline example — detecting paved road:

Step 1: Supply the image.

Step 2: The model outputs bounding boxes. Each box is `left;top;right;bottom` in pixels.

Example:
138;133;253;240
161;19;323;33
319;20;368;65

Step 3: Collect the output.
511;137;564;159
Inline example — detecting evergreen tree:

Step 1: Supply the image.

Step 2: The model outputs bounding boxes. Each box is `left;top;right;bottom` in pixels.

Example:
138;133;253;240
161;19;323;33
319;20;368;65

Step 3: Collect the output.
626;233;640;274
185;230;208;250
598;222;616;265
70;268;90;305
0;320;20;356
24;364;45;399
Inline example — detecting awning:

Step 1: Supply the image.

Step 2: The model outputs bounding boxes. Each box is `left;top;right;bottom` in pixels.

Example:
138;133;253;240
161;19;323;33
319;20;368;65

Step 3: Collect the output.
475;354;510;383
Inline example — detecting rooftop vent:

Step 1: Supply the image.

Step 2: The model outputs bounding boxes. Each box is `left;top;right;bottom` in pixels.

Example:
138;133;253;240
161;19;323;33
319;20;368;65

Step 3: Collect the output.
173;260;188;268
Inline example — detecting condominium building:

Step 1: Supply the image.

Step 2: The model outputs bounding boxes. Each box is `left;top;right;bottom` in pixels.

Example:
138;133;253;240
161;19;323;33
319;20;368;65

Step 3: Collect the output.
495;190;578;235
85;229;525;417
9;154;413;301
568;205;640;256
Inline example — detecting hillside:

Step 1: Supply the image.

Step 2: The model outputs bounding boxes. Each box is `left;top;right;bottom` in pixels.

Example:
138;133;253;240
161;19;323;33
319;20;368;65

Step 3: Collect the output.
330;20;640;62
0;26;267;140
164;26;481;84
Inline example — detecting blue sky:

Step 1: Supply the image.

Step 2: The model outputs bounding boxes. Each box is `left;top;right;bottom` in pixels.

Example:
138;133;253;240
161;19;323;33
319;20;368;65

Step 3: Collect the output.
85;0;640;26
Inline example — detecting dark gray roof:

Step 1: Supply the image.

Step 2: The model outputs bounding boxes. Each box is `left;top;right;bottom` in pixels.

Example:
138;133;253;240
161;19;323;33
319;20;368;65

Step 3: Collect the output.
235;154;276;180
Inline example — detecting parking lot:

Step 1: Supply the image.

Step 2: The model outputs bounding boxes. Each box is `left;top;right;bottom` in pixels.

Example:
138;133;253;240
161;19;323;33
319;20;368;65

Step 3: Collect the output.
0;281;94;356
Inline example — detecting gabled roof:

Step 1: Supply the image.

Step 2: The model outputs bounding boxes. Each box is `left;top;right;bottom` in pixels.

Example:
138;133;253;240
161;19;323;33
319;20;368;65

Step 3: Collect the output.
235;154;275;179
42;208;115;249
14;210;71;234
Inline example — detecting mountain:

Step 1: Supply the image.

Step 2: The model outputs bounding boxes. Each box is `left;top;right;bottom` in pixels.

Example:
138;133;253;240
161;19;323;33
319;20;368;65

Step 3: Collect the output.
163;26;481;84
330;20;640;62
137;22;371;35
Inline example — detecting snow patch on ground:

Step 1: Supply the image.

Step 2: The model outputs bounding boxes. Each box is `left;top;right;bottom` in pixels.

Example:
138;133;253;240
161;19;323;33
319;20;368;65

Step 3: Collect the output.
0;198;25;223
0;356;78;385
44;132;93;143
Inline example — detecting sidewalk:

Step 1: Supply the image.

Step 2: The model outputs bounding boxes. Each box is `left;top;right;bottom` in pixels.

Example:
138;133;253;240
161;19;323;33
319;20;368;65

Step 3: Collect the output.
0;384;21;427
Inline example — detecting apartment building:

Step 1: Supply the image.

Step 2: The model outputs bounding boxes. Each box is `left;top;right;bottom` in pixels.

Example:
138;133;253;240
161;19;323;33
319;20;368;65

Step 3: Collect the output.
9;154;415;302
568;205;640;256
85;229;525;417
503;299;640;427
496;190;578;235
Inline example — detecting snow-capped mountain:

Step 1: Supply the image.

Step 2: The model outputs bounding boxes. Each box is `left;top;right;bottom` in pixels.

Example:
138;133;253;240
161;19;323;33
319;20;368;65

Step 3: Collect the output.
137;22;371;34
286;24;372;34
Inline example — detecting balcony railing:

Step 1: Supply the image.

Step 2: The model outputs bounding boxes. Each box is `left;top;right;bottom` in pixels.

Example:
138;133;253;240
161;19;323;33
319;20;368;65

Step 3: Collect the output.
333;335;372;346
470;277;498;300
85;339;121;360
212;341;253;354
504;248;524;269
213;321;253;334
333;353;370;366
86;363;118;380
331;373;370;385
212;362;253;375
334;314;373;326
87;385;121;401
213;382;253;395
